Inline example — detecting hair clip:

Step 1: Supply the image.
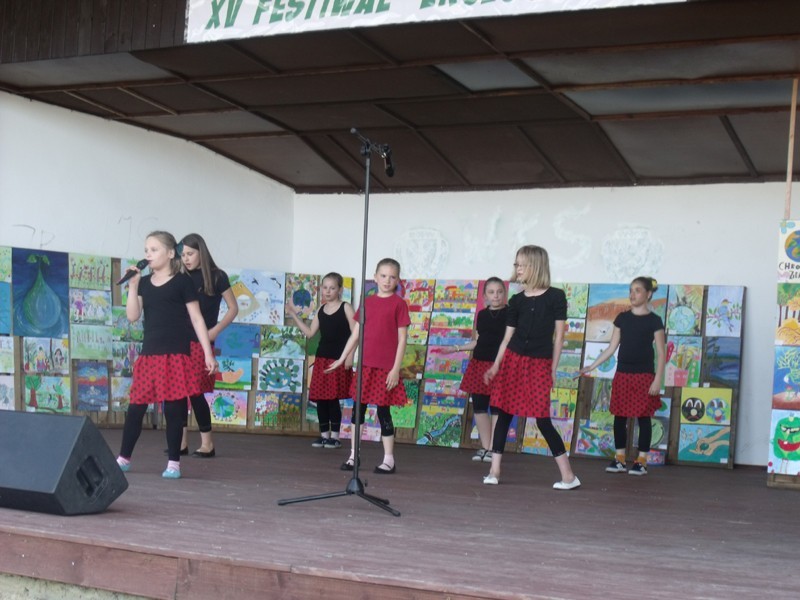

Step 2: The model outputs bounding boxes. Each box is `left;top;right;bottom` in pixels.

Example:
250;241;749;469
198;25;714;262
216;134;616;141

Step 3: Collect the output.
175;242;184;256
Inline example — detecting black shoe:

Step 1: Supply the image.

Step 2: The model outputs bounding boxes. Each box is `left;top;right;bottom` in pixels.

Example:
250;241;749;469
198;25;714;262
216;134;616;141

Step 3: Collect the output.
164;447;189;456
192;448;216;458
340;457;360;471
373;463;396;475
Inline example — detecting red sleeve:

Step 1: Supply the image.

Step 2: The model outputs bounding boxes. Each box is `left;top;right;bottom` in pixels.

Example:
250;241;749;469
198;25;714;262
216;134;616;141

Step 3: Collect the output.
396;297;411;328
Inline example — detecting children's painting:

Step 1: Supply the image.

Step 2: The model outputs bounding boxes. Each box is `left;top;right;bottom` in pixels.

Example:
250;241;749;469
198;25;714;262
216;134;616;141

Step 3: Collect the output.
582;342;618;380
585;284;630;342
778;220;800;282
75;360;109;411
423;378;468;412
112;341;141;377
665;335;702;387
678;423;730;464
433;280;479;313
399;279;435;311
0;374;14;410
254;391;281;428
392;379;419;428
772;345;800;410
702;337;741;388
573;419;615;457
341;277;354;305
550;387;578;420
666;285;704;336
111;376;132;411
588;378;614;418
69;254;112;290
70;324;113;360
340;399;381;442
554;282;589;318
0;246;10;283
304;398;318;423
0;282;10;334
408;311;431;345
704;286;743;337
424;347;469;380
221;269;285;325
259;325;306;358
257;357;304;393
0;336;13;373
767;409;800;475
400;344;427;380
12;248;69;338
428;311;475;346
680;387;732;426
776;283;800;345
69;289;112;326
471;414;517;444
215;355;253;391
24;375;70;413
522;418;574;456
416;404;463;448
563;318;586;353
554;352;581;389
633;416;670;452
284;273;320;323
111;306;144;342
277;391;303;430
23;337;55;373
215;323;261;358
204;390;248;426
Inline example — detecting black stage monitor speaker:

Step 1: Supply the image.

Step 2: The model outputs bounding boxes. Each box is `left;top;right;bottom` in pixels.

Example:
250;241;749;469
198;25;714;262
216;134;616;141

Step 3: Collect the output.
0;412;128;515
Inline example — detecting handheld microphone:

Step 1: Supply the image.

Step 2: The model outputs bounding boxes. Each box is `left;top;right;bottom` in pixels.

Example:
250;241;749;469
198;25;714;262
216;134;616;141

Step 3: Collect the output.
117;259;149;286
381;145;395;177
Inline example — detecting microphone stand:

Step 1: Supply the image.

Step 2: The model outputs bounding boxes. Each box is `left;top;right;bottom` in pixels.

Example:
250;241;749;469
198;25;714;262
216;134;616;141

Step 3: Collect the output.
278;129;400;516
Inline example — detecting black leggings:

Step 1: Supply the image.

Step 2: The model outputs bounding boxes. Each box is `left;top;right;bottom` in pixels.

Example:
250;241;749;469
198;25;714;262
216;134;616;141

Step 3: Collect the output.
472;393;490;414
182;394;213;433
492;408;566;457
120;400;186;461
354;402;394;437
316;400;342;434
614;415;652;453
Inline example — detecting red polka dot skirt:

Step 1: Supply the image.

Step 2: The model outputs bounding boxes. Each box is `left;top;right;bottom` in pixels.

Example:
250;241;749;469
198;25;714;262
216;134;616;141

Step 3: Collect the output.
349;365;408;407
309;356;353;402
459;358;494;396
610;371;660;417
190;341;216;395
489;350;552;418
130;353;199;404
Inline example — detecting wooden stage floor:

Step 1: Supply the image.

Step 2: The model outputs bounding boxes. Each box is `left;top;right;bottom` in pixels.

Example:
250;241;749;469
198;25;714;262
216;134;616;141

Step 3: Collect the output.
0;429;795;600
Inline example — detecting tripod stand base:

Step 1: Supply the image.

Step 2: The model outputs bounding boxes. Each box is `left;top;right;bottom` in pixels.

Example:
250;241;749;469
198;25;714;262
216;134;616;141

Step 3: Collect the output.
278;476;400;517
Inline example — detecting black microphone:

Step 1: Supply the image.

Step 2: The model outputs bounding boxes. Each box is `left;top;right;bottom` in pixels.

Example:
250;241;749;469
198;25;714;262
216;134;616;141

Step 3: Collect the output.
117;259;149;286
381;145;395;177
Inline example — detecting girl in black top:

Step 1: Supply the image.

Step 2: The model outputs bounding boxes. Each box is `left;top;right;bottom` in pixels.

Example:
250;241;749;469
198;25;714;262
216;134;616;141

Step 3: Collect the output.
179;233;238;458
579;276;666;476
450;277;507;463
287;272;355;449
484;245;580;490
116;231;216;479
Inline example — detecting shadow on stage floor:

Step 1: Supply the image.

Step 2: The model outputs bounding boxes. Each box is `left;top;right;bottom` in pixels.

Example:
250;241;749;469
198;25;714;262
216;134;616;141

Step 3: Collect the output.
0;429;794;600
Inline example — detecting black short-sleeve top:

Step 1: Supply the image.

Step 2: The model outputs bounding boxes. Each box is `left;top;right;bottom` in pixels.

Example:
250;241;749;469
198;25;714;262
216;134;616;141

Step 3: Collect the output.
614;310;664;374
506;288;567;359
473;307;508;361
186;268;231;340
138;273;198;356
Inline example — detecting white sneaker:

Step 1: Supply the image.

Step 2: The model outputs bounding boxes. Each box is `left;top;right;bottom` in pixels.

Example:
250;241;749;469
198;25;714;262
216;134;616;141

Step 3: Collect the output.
553;476;581;490
483;474;499;485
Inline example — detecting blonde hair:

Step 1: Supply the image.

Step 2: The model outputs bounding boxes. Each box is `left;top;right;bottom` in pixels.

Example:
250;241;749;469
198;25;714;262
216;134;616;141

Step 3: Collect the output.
513;245;551;289
375;258;401;276
147;230;182;276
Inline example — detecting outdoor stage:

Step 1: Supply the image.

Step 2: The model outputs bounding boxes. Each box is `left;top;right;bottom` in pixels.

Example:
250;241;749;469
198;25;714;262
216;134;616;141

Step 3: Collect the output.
0;429;794;600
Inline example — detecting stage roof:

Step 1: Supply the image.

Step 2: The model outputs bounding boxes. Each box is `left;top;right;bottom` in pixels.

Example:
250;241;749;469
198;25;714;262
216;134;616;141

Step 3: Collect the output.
1;0;799;193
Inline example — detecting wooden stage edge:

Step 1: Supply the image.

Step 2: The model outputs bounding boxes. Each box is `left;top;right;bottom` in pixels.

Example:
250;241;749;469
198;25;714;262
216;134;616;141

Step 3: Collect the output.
0;429;797;600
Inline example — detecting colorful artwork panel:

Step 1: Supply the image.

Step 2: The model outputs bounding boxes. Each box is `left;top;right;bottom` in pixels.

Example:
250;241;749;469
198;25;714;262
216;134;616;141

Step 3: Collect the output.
678;423;730;464
633;416;670;451
563;318;586;352
554;352;581;389
69;254;111;290
522;417;573;456
778;220;800;282
416;405;463;448
400;279;435;312
119;258;150;305
254;391;281;428
257;357;304;393
423;378;468;412
400;344;427;380
111;376;132;411
111;306;144;342
665;335;702;387
215;323;261;358
392;380;420;428
340;399;381;442
680;387;732;426
776;283;800;344
0;282;10;334
12;248;69;338
69;289;112;326
702;337;741;388
573;419;615;457
408;311;431;345
75;360;109;411
767;409;800;475
222;269;285;325
705;286;743;337
215;355;253;391
284;273;320;323
424;347;469;380
582;342;618;380
550;388;578;419
0;336;13;373
70;324;113;360
204;390;248;426
24;375;70;414
588;378;614;419
772;345;800;410
0;246;10;283
428;311;475;346
554;282;589;319
472;414;518;444
341;277;354;305
666;284;704;335
0;374;14;410
259;325;306;358
433;280;479;313
111;341;141;377
278;391;303;430
585;284;630;342
23;337;54;373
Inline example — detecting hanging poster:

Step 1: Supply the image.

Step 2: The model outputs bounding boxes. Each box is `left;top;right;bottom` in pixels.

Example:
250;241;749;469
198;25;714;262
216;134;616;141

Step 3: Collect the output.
12;248;70;338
